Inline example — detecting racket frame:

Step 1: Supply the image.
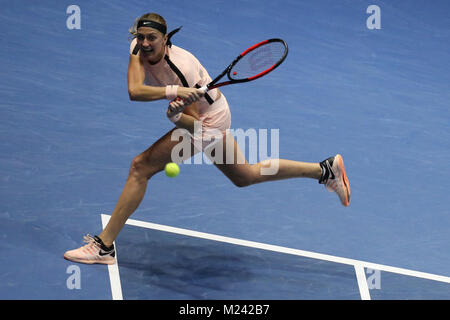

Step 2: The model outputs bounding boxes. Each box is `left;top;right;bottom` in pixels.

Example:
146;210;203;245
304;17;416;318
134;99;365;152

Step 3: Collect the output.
201;38;288;92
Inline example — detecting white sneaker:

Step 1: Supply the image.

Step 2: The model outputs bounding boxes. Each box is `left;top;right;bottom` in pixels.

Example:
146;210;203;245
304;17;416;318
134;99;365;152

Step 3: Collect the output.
64;234;116;265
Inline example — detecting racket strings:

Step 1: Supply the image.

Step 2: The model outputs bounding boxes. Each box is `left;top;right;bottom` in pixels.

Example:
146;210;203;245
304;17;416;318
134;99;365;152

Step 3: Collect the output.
230;41;286;80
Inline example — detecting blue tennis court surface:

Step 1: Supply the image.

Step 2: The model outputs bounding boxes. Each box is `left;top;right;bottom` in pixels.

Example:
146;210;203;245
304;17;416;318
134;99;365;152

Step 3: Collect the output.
1;0;450;300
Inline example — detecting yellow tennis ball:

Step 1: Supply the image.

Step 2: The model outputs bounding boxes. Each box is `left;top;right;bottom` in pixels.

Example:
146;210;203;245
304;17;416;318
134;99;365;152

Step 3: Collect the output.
165;162;180;178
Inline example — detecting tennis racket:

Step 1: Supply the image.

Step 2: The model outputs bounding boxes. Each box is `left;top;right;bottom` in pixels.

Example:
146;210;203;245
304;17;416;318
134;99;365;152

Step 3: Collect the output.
168;38;288;116
200;38;288;92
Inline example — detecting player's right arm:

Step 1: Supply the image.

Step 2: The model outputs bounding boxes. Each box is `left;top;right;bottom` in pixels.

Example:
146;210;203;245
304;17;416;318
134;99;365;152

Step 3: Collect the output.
127;54;166;101
127;53;204;103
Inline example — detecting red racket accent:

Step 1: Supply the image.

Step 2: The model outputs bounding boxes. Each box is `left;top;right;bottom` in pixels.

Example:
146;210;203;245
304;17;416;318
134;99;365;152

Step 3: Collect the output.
240;39;270;56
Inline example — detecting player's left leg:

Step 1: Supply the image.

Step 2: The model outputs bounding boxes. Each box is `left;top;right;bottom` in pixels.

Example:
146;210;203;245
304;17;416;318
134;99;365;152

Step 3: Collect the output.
212;132;350;206
212;132;322;187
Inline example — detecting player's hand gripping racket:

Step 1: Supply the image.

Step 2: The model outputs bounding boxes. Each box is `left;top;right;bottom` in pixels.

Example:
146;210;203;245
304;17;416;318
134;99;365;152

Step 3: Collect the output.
168;38;288;116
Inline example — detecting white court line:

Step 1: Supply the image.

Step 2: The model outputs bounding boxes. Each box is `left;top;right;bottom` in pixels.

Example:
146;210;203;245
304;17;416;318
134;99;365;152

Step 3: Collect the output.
354;264;371;300
101;214;123;300
101;214;450;300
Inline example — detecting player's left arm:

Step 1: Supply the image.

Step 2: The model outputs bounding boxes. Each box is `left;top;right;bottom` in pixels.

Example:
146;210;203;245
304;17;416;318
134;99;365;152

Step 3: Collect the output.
168;100;201;134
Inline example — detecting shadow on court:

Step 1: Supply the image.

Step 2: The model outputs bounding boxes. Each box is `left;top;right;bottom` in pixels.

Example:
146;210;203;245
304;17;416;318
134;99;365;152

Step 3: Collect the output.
116;224;361;299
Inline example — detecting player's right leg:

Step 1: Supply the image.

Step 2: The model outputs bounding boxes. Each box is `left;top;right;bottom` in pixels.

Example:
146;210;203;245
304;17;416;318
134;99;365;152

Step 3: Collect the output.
64;128;198;265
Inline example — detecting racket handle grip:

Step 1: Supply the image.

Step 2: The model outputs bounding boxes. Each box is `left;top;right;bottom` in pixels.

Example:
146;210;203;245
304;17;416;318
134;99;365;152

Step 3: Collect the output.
199;85;209;93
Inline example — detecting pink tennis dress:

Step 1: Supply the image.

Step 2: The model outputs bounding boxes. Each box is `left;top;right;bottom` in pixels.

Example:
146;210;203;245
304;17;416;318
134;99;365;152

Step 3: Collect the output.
130;38;231;151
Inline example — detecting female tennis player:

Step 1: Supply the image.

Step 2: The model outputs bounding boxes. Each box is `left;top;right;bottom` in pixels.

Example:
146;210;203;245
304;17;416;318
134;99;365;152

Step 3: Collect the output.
64;13;350;265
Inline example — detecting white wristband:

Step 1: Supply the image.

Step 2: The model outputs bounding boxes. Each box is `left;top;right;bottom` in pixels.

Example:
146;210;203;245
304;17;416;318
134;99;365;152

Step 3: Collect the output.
168;112;182;123
165;85;179;100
